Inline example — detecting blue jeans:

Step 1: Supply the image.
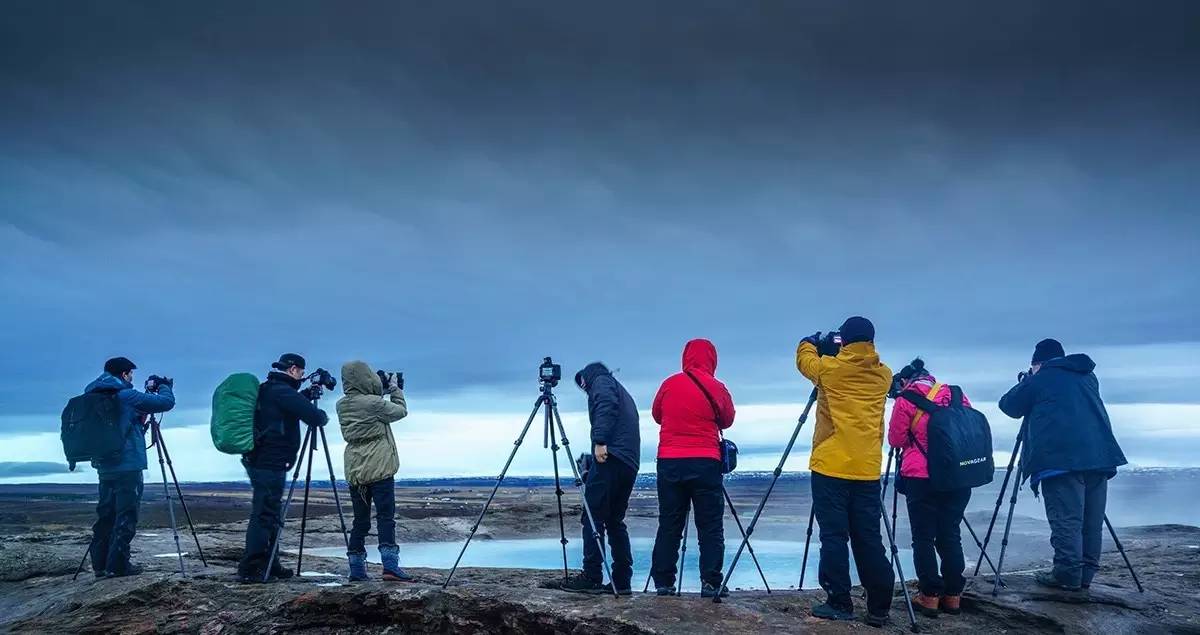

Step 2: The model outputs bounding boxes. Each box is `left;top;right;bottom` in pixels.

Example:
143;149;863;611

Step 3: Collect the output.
239;464;286;577
349;477;396;554
91;470;144;575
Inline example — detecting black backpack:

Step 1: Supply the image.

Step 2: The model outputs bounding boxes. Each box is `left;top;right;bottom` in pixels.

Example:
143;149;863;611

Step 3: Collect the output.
61;390;126;471
898;384;994;491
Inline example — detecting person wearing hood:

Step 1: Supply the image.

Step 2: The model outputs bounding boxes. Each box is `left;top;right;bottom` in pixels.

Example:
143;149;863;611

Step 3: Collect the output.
999;338;1127;592
238;353;329;584
560;362;640;595
337;360;410;582
797;317;894;626
86;356;176;578
649;339;735;598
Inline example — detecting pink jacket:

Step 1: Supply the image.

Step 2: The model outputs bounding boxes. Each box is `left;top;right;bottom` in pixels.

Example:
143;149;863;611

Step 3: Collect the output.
887;376;972;479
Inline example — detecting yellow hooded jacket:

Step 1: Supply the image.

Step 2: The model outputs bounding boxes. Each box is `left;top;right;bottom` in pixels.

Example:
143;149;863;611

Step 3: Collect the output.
796;341;892;481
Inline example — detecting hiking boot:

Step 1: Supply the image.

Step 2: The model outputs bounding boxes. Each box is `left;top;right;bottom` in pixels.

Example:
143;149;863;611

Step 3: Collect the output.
348;552;370;582
940;594;962;615
655;585;677;596
105;564;143;578
93;569;108;580
269;564;295;580
1034;571;1081;592
379;545;412;582
382;567;414;582
912;592;940;617
811;602;856;621
701;582;730;598
864;612;890;628
560;573;608;594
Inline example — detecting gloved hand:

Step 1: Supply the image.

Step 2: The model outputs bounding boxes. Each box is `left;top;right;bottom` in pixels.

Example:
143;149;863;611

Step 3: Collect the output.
394;372;404;391
800;332;822;348
313;410;329;427
1017;370;1030;383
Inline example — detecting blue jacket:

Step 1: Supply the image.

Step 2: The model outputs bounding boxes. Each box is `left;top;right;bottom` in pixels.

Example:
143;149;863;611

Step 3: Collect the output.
85;373;176;475
575;363;640;472
999;354;1127;481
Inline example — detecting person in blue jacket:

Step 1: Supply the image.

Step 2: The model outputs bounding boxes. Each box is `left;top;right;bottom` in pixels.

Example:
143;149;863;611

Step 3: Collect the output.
87;356;176;578
999;339;1127;592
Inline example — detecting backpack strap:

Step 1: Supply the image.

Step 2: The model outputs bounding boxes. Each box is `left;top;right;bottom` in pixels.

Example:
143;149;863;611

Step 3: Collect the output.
899;382;943;458
684;370;725;439
948;385;964;409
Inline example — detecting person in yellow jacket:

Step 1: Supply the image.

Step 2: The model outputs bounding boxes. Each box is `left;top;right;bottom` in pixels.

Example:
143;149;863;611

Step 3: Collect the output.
796;316;895;626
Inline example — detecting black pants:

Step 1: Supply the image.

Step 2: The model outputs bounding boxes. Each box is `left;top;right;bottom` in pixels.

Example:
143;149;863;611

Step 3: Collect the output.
238;464;286;577
811;472;895;616
1041;470;1108;588
581;459;637;588
903;478;971;596
350;477;397;554
651;458;725;588
91;470;144;575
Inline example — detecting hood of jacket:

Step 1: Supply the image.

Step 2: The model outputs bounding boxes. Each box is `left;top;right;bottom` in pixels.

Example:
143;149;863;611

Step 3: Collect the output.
1042;353;1096;375
341;360;383;396
682;339;718;375
575;362;611;391
836;341;882;368
86;372;131;394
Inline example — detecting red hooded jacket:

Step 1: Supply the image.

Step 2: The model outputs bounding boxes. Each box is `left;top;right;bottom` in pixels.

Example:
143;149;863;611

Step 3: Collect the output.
652;339;736;461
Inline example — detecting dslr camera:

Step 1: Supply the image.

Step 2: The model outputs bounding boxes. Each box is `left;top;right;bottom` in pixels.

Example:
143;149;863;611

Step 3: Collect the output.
376;369;404;390
300;368;337;401
539;357;562;387
818;331;844;357
144;375;173;393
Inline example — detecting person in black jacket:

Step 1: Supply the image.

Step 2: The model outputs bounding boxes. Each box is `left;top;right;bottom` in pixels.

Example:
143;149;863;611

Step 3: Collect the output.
999;339;1127;592
560;362;640;595
237;353;329;583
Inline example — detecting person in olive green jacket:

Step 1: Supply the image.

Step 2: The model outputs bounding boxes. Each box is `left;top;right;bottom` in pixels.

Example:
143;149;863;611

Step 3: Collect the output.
337;360;409;582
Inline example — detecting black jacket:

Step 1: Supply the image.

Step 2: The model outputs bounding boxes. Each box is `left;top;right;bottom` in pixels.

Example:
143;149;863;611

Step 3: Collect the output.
999;354;1127;478
245;371;328;471
576;363;641;472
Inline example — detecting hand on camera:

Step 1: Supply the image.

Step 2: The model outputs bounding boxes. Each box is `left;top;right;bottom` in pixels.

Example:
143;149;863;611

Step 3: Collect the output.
800;332;822;348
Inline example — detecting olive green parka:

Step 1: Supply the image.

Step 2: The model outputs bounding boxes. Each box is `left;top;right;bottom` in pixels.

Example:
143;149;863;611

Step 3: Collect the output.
336;361;408;486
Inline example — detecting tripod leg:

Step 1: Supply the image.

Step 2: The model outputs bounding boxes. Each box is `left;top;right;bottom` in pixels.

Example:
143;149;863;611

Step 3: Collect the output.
974;430;1023;577
546;408;570;581
717;387;818;603
550;402;618;597
443;397;544;588
798;505;816;589
992;467;1024;597
295;428;318;576
153;424;186;577
317;427;351;551
73;533;96;581
880;497;920;633
677;511;688;595
158;431;208;566
265;425;313;582
723;484;771;593
1104;515;1144;592
963;516;1000;578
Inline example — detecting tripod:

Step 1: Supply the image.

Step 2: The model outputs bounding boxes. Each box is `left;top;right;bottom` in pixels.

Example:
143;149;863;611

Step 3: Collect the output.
263;388;351;582
72;412;208;580
443;363;617;597
640;483;772;594
972;422;1144;596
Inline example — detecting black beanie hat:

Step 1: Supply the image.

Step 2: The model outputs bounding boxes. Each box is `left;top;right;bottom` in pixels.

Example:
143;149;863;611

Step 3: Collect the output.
839;316;875;344
1031;338;1065;365
104;356;137;376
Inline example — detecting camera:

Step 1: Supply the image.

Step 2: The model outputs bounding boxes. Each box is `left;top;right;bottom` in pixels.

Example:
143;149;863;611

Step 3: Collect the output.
818;331;843;357
539;357;562;386
887;374;905;400
306;368;337;391
376;369;404;390
145;375;173;393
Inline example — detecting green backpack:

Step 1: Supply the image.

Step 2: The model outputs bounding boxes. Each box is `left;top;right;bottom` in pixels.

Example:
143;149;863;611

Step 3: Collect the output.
211;373;260;454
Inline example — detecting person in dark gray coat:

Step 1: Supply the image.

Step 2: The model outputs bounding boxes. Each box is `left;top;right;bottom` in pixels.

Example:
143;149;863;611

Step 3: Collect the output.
999;338;1127;591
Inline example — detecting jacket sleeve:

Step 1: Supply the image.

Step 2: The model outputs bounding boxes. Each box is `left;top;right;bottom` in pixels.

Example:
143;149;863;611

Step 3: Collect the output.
380;387;408;423
715;380;736;430
278;388;329;426
651;381;666;425
126;385;176;415
589;376;620;444
796;341;823;384
887;395;915;449
999;380;1033;419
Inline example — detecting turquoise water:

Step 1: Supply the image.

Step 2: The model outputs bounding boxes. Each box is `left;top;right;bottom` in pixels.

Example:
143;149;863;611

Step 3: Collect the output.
305;536;918;592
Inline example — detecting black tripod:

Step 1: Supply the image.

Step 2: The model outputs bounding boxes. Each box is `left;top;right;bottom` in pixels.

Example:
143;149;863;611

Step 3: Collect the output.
973;422;1144;596
443;359;617;597
264;386;351;582
72;412;208;580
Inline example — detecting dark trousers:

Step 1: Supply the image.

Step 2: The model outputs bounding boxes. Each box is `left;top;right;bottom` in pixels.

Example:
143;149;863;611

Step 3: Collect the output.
91;470;144;575
238;464;286;577
581;458;637;588
349;477;397;554
903;478;971;596
1041;470;1108;588
811;472;895;616
651;458;725;588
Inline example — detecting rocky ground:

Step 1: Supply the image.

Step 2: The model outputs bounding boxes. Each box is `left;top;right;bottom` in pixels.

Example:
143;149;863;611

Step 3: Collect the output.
0;484;1196;634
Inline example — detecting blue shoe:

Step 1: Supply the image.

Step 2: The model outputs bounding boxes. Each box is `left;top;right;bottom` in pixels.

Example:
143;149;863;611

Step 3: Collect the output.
379;545;412;582
348;552;370;582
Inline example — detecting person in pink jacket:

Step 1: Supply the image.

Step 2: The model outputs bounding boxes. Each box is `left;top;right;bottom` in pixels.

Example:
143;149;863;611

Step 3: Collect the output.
887;358;973;618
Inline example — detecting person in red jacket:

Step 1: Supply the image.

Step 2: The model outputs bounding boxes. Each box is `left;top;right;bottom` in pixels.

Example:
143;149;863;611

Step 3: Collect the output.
649;339;735;597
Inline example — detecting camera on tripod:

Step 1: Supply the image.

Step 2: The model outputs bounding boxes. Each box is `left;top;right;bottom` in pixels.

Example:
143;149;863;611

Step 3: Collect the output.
144;375;173;393
539;357;562;386
818;331;843;357
300;368;337;401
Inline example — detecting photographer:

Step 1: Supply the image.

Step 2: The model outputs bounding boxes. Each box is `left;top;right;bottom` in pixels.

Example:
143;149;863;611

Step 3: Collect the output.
796;317;894;626
999;339;1127;592
560;362;640;595
337;361;410;582
87;357;176;578
238;353;329;584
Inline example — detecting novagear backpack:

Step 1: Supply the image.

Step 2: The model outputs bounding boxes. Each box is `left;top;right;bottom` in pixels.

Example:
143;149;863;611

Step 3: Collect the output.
61;390;126;471
898;384;995;491
211;373;259;454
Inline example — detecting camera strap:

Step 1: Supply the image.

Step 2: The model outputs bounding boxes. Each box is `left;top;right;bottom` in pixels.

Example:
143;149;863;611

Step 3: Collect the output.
684;370;725;440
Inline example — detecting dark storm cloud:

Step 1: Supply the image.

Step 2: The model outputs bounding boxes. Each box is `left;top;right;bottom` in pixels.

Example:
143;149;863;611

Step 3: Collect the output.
2;0;1199;422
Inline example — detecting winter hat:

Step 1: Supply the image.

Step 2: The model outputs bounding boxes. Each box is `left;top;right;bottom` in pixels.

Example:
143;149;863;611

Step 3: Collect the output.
1031;338;1065;365
896;358;928;383
272;353;307;371
839;316;875;344
103;356;137;376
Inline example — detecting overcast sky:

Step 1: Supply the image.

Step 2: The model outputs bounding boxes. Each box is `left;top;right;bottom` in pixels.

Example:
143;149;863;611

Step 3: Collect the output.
2;1;1198;482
